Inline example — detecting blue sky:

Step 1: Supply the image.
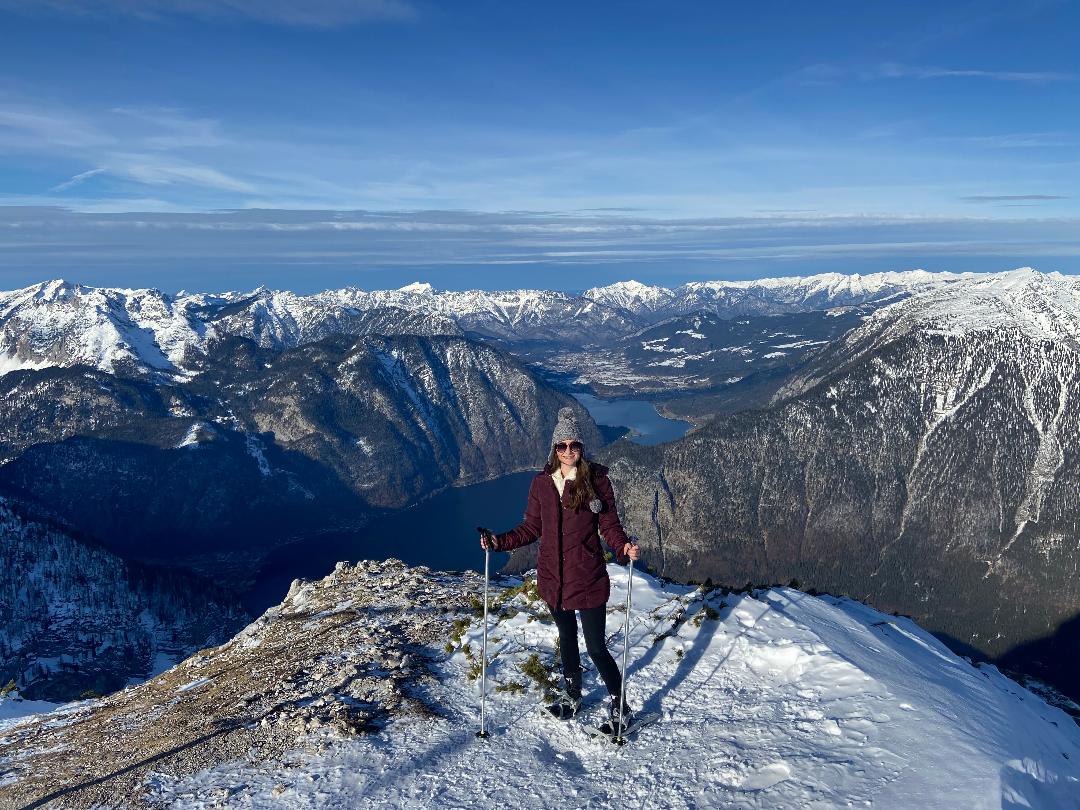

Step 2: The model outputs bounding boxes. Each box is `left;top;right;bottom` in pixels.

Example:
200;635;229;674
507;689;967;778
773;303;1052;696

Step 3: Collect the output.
0;0;1078;292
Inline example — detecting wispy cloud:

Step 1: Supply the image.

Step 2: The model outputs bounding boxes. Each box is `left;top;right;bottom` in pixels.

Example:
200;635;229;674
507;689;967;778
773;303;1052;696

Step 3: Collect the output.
0;107;114;149
0;208;1077;280
111;107;229;149
0;100;259;197
871;62;1074;83
790;63;846;86
949;132;1075;149
50;168;106;192
114;154;257;193
960;194;1068;203
0;0;417;26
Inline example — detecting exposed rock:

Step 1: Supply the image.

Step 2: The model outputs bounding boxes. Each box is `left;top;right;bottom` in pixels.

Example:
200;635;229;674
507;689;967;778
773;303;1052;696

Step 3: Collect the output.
0;559;478;809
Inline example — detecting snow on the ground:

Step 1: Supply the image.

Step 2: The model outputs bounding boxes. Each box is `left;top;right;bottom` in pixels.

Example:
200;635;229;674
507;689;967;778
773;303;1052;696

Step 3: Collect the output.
0;694;69;728
146;566;1080;809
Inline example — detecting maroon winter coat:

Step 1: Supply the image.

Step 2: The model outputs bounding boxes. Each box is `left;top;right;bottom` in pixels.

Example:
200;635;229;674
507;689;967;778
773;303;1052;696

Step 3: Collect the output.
496;463;630;611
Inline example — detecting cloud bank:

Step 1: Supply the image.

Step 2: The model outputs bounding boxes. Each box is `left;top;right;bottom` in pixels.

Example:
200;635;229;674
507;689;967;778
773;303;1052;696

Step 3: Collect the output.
0;207;1077;292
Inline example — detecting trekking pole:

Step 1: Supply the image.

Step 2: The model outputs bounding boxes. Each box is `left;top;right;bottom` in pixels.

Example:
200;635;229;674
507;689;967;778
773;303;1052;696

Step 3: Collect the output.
476;528;492;739
615;537;638;745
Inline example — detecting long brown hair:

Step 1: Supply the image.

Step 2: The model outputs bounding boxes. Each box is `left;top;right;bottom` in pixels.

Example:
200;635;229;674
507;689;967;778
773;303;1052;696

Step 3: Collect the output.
546;446;599;511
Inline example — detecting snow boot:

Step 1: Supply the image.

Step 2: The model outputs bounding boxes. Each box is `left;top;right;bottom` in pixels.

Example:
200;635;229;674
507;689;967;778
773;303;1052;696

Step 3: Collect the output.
546;672;582;720
605;694;635;735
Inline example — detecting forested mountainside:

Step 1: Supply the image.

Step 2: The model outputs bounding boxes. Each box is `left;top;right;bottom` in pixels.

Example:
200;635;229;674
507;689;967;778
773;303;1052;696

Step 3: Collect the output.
0;494;245;701
0;333;597;571
598;270;1080;696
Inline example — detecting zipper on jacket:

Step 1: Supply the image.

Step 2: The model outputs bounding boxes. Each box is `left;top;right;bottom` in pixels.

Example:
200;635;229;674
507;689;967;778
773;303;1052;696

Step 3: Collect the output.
553;476;564;611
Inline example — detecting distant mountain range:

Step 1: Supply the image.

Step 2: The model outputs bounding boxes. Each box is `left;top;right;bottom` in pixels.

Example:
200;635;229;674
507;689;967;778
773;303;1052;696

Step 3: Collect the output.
0;271;965;379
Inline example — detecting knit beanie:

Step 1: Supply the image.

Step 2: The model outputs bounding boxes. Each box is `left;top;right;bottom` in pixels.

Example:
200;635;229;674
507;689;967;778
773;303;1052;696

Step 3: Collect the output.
551;406;581;446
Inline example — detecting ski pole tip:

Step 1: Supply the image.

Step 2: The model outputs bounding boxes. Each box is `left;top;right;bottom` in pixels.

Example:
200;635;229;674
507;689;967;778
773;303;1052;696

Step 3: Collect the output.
475;730;490;739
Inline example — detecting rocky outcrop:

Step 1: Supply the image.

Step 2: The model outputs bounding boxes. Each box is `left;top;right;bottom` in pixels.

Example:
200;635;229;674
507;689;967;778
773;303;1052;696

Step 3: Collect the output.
0;559;476;809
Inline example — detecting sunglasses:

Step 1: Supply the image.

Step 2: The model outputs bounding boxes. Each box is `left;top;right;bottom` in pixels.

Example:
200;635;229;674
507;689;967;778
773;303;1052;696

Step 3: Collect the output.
554;441;583;453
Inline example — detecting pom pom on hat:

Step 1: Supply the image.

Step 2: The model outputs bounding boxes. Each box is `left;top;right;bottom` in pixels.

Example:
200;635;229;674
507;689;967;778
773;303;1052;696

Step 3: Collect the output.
552;406;582;446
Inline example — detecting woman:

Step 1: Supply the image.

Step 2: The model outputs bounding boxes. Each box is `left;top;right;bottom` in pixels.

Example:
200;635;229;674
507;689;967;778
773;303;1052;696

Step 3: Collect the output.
480;406;641;729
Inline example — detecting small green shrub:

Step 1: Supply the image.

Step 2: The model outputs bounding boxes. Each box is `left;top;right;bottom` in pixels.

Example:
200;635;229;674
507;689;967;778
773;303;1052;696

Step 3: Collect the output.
449;617;471;644
519;653;557;690
0;679;16;697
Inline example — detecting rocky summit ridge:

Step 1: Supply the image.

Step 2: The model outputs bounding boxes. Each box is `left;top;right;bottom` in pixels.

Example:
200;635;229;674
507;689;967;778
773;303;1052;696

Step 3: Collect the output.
2;559;1079;809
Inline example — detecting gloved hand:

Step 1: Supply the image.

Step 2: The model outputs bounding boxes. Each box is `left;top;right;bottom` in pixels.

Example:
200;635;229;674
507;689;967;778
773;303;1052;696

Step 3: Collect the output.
476;526;500;551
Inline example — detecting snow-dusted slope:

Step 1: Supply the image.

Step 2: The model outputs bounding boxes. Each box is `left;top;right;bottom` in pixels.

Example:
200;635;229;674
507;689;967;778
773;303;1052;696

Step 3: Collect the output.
604;266;1080;692
777;267;1080;402
0;495;246;702
2;560;1076;808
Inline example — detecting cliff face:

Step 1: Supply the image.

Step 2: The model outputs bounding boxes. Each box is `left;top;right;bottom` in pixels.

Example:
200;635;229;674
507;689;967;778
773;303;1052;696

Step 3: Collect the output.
602;271;1080;677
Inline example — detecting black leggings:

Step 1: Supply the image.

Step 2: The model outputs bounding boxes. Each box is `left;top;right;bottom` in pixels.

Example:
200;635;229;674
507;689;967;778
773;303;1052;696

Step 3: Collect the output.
549;604;622;696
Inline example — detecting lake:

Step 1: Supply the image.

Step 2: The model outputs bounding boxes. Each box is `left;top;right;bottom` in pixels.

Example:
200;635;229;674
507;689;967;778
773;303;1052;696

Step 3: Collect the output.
244;395;691;615
243;471;532;615
574;393;692;446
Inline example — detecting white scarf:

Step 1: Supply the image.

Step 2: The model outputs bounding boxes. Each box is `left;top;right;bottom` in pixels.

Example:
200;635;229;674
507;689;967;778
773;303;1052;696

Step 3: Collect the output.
551;466;577;497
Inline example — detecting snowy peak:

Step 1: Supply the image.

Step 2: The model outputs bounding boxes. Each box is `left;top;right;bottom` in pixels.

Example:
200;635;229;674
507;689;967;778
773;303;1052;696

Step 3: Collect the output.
397;281;434;294
864;268;1080;344
584;279;675;314
0;280;203;377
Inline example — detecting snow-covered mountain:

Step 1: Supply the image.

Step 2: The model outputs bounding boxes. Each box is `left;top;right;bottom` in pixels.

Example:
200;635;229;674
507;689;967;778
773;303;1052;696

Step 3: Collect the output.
586;270;968;317
0;279;207;377
1;560;1077;808
602;268;1080;699
0;271;969;379
582;279;677;316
